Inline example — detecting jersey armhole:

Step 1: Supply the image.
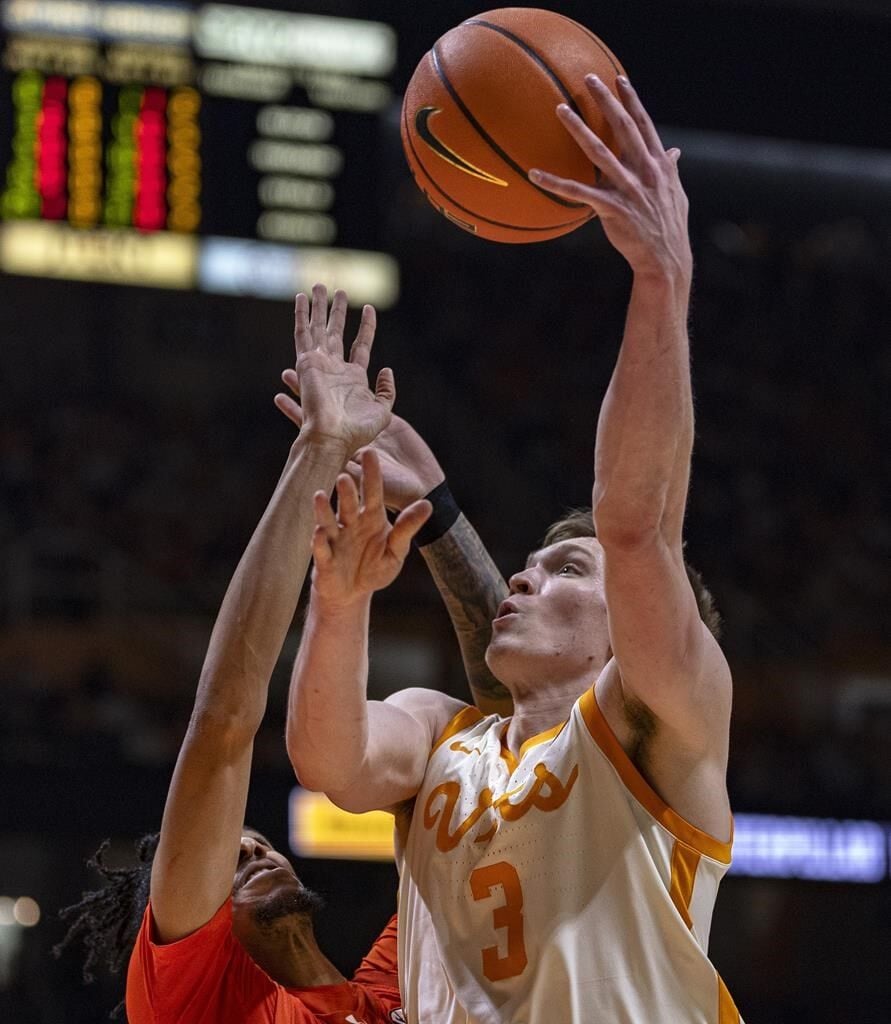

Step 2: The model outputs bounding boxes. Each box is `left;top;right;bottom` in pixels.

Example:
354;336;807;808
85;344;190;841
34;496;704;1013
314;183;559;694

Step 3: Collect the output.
579;688;733;863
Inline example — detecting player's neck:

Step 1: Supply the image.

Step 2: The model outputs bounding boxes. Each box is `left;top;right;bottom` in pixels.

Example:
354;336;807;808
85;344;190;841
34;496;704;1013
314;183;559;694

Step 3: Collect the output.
506;678;590;755
243;917;347;989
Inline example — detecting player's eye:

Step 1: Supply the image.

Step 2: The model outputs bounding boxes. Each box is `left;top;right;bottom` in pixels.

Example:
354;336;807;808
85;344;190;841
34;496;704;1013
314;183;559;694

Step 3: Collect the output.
558;562;580;575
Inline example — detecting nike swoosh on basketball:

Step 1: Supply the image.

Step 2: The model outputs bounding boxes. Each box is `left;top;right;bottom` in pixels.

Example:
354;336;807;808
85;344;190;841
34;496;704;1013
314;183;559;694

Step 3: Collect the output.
415;106;508;187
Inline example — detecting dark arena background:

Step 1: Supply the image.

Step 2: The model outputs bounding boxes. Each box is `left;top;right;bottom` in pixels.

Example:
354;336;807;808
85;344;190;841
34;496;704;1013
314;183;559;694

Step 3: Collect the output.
1;0;889;1021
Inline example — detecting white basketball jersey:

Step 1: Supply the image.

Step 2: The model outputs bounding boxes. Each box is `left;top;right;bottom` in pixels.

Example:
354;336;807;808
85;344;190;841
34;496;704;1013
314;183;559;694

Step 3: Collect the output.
397;688;742;1024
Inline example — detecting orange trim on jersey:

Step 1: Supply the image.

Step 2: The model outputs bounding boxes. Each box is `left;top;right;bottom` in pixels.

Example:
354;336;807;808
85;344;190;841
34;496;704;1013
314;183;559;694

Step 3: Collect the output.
498;724;518;773
718;975;741;1023
579;688;733;864
669;841;701;929
431;706;485;754
499;721;567;775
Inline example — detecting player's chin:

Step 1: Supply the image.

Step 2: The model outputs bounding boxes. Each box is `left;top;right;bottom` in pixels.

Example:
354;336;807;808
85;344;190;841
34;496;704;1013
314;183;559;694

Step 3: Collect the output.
484;634;521;675
244;883;325;926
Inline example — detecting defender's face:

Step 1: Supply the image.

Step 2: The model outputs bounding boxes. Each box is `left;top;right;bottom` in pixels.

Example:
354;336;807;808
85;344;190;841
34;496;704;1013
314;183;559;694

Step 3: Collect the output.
230;830;323;957
485;537;610;685
231;831;303;913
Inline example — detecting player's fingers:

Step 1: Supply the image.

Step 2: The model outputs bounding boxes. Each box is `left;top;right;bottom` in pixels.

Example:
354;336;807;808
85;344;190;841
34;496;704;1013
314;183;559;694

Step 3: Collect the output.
614;76;666;158
359;449;385;517
281;367;300;396
389;499;433;561
668;147;681;164
335;473;360;526
374;367;396;411
327;289;348;355
554;103;635;193
311;524;334;568
527;169;620;216
349;304;377;370
294;292;311;355
313;490;339;539
309;282;328;346
584;75;650;171
342;458;362;489
274;393;303;427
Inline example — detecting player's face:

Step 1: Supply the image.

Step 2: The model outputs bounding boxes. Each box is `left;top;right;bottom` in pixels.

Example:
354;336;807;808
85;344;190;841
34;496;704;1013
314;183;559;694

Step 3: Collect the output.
230;830;305;916
485;537;611;689
231;829;324;955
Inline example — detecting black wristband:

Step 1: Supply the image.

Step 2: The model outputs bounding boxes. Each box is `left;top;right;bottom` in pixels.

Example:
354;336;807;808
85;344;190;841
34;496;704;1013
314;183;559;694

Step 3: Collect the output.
413;480;461;548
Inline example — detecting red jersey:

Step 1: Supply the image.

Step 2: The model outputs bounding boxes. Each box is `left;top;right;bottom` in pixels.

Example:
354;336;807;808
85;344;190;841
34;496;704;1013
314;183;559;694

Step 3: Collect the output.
126;899;402;1024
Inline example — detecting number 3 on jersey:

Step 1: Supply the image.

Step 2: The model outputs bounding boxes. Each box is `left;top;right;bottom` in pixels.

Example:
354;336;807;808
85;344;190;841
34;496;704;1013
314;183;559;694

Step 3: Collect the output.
470;861;528;981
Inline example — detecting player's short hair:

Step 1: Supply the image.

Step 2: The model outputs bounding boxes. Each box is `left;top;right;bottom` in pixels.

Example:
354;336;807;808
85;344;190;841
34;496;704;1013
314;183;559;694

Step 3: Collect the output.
53;832;159;1018
541;508;722;640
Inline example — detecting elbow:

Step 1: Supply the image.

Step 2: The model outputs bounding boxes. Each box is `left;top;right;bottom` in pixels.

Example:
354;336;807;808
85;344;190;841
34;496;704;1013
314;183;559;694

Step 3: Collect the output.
286;736;321;791
186;707;258;761
191;668;266;746
286;735;361;796
592;504;663;552
592;478;669;547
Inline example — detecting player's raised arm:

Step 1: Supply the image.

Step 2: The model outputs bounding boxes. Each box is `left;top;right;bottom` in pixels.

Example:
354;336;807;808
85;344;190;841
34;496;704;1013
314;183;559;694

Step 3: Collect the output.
418;512;512;715
151;286;394;943
531;77;731;748
286;448;467;812
278;398;514;717
360;417;511;716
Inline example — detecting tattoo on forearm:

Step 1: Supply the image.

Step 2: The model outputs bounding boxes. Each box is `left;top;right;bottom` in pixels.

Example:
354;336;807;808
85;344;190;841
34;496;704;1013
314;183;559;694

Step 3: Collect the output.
420;514;511;705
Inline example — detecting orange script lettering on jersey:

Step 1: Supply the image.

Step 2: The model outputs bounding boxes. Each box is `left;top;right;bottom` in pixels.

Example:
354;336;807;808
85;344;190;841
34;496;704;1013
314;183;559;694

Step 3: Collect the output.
423;762;580;852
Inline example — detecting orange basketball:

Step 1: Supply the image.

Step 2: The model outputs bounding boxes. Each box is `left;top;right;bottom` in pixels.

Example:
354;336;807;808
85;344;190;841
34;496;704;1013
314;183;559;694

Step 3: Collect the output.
401;7;627;243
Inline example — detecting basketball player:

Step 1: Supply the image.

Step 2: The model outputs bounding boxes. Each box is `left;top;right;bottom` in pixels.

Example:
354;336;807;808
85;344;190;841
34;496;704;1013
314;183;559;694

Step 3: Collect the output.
286;76;743;1023
56;287;426;1023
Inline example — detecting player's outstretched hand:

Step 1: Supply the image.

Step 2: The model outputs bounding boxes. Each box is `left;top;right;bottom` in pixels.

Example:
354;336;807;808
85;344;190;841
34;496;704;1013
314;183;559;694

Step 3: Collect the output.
311;449;432;608
529;76;691;279
275;283;394;456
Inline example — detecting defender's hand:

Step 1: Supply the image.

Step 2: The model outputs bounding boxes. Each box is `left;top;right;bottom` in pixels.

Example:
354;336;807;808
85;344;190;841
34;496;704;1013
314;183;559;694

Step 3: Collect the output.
352;415;445;512
530;76;691;280
275;284;394;456
278;409;446;514
311;450;431;608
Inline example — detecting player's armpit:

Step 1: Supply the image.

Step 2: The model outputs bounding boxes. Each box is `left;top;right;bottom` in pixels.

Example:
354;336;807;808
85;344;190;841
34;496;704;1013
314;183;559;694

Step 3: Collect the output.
600;533;732;751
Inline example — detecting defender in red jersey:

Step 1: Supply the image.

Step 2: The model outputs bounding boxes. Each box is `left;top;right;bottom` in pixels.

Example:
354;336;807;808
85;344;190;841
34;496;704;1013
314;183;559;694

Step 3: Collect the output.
55;287;417;1022
127;861;401;1024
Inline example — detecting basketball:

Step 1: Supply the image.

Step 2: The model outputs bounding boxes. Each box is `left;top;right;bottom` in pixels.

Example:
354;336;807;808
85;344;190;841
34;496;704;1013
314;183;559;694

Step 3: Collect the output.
401;7;627;243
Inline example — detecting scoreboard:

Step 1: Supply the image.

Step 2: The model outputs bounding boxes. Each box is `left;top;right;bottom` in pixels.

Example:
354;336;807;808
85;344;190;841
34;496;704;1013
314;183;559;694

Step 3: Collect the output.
0;0;399;305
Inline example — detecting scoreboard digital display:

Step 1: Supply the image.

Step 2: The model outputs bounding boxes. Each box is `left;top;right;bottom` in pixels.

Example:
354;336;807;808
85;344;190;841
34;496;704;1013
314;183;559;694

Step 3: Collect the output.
0;0;399;305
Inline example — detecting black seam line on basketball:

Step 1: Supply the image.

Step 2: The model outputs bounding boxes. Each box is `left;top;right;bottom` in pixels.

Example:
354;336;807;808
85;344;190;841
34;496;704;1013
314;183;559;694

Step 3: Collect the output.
552;13;623;77
403;98;592;233
463;19;582;114
430;42;585;211
462;19;607;188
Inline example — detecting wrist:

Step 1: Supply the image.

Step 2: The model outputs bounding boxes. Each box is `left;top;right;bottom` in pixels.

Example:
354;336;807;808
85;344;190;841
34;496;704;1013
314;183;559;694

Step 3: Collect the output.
310;585;373;621
290;430;352;465
413;480;461;548
390;470;446;513
632;254;693;292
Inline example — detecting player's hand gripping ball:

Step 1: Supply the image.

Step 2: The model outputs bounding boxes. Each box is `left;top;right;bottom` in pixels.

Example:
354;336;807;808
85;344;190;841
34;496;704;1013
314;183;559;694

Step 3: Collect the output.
401;7;627;243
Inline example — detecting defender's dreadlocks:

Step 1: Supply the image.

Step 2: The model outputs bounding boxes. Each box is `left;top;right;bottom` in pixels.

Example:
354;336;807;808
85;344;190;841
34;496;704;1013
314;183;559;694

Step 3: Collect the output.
53;832;159;1016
